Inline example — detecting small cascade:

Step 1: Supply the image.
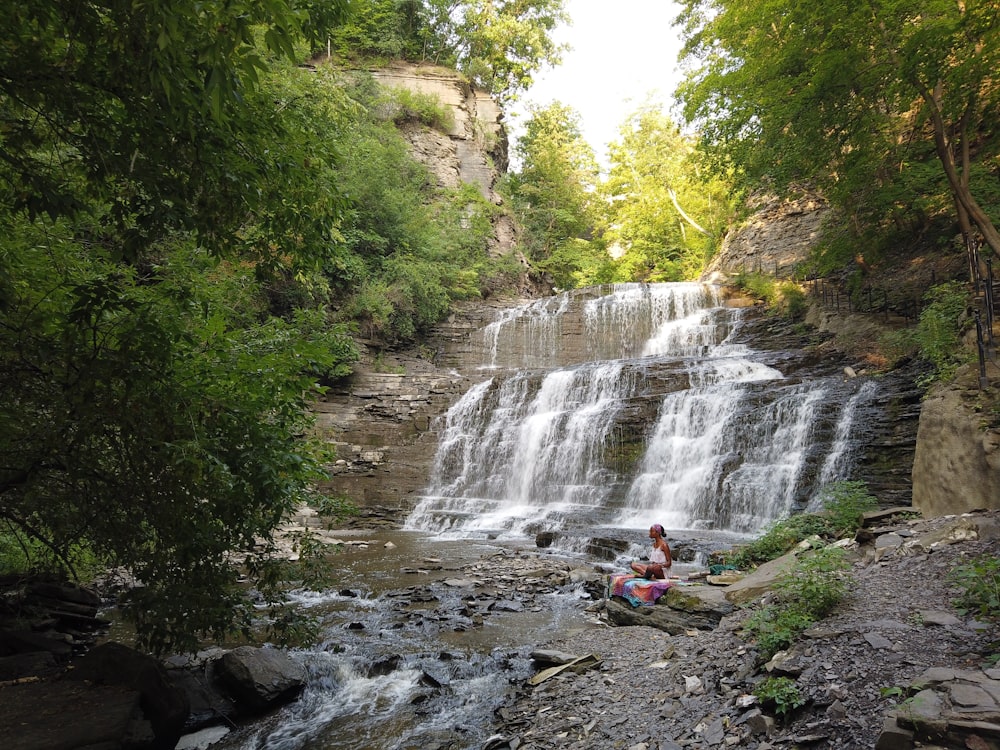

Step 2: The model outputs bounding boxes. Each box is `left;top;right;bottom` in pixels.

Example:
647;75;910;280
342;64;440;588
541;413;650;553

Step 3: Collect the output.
813;379;881;502
406;283;875;540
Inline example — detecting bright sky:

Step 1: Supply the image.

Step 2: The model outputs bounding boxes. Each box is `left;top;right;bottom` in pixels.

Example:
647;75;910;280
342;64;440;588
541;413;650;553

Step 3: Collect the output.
513;0;687;166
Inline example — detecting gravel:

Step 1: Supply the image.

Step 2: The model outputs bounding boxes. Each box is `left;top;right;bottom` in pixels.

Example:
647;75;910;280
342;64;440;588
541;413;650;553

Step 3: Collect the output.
490;512;1000;750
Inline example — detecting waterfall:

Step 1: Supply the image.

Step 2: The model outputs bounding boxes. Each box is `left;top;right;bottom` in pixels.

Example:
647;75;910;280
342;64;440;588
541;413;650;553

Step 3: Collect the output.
406;283;872;539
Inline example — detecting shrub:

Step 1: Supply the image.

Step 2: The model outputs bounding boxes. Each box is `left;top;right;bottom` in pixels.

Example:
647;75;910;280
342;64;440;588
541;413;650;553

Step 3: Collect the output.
732;272;807;320
743;546;849;661
777;281;808;320
381;86;455;132
729;481;877;569
729;515;827;569
815;480;878;537
754;676;806;718
950;555;1000;622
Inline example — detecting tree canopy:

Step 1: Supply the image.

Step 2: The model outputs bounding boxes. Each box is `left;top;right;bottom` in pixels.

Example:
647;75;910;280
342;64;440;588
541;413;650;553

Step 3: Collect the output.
676;0;1000;262
328;0;568;102
505;101;734;287
504;102;602;287
0;0;521;653
599;104;732;282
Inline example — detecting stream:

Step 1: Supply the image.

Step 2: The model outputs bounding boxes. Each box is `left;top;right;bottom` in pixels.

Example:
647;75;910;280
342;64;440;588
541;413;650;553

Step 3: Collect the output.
209;282;882;750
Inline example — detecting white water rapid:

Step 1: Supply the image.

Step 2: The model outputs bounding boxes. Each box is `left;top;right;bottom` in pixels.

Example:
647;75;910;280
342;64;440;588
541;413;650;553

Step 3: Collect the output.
407;282;877;541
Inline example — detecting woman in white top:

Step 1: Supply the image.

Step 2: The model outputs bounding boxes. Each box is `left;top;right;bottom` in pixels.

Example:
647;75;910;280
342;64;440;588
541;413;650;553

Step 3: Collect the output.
630;524;672;579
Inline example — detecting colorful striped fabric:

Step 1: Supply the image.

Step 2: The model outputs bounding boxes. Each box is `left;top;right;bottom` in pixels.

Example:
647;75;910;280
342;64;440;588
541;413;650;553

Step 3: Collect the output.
608;574;672;607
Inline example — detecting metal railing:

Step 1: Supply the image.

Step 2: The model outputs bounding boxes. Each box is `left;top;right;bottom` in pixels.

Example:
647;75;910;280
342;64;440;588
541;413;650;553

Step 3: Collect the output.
747;247;999;389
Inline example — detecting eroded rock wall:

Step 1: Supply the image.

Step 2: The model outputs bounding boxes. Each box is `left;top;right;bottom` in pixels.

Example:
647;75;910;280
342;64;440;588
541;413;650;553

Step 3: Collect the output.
370;64;517;257
701;189;830;282
912;373;1000;516
312;303;502;515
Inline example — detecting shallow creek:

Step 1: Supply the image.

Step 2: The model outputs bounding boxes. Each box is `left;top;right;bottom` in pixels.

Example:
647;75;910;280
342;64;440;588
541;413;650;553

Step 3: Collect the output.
209;530;608;750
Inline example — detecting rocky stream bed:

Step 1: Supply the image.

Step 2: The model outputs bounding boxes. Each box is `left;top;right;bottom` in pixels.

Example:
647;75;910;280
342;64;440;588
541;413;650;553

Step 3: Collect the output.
3;508;1000;750
486;509;1000;750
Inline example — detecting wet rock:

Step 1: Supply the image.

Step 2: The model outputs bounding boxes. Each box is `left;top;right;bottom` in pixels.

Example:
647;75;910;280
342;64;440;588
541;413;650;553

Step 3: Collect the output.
530;649;581;666
369;654;402;677
535;531;557;548
0;651;59;681
0;679;148;750
215;646;307;714
68;641;188;748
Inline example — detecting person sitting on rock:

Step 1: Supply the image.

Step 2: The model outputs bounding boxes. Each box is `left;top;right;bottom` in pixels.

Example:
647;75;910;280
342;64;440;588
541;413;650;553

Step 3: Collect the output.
630;524;672;580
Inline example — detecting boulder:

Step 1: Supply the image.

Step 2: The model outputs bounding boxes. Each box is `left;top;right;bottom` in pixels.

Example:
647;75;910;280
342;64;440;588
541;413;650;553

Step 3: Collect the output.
0;679;148;750
606;585;733;634
723;547;804;605
215;646;307;713
68;641;189;749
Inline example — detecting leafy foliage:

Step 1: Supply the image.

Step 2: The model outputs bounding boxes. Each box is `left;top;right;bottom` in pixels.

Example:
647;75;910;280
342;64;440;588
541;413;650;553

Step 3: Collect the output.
503;102;599;287
754;677;806;718
0;0;534;654
884;281;973;385
0;225;357;653
732;273;808;320
744;546;850;661
598;104;733;282
505;100;736;287
676;0;1000;258
729;481;876;569
950;555;1000;622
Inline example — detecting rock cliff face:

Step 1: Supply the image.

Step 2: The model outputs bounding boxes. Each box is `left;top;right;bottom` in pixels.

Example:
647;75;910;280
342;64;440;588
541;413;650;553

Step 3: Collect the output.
313;302;501;516
370;63;517;256
701;189;830;282
912;368;1000;517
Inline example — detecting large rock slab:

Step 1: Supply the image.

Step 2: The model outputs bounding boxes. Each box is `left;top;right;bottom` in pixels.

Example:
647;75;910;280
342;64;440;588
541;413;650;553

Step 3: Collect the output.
68;641;189;748
607;583;734;634
913;378;1000;517
723;548;802;605
0;679;148;750
216;646;307;713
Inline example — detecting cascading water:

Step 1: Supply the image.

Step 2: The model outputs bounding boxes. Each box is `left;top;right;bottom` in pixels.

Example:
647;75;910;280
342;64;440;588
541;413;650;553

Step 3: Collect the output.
215;283;883;750
407;282;877;541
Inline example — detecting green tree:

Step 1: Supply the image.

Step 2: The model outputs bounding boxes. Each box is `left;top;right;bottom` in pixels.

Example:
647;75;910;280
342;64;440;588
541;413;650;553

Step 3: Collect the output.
0;227;357;654
1;0;352;253
677;0;1000;265
0;1;361;653
506;102;599;287
599;103;732;281
458;0;568;102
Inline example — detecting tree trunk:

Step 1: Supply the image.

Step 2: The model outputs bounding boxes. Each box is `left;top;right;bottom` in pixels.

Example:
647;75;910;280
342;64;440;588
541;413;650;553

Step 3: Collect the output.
925;89;1000;260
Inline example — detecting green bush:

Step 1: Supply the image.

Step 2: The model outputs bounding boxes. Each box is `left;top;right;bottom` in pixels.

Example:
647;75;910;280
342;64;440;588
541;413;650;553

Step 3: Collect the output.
380;86;455;132
732;272;807;319
754;676;806;718
729;514;828;569
814;480;878;537
912;281;973;384
729;481;877;569
743;546;849;661
950;555;1000;621
778;282;808;320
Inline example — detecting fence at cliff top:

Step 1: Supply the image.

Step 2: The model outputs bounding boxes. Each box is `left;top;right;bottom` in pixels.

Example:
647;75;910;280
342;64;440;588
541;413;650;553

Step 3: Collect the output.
741;253;999;389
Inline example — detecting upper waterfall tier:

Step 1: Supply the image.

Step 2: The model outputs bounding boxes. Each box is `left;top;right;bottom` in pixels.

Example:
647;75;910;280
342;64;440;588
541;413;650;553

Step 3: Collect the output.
406;283;877;540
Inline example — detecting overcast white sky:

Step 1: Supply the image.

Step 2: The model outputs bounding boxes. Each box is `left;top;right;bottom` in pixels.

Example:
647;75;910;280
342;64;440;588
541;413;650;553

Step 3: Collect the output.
512;0;687;166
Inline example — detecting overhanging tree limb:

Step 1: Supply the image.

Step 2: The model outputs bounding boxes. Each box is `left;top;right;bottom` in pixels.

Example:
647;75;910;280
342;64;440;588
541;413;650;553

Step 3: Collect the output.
668;188;712;237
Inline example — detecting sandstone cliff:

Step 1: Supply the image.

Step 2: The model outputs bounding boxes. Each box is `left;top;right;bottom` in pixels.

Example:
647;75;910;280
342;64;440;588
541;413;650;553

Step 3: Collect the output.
701;189;830;283
369;63;517;257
